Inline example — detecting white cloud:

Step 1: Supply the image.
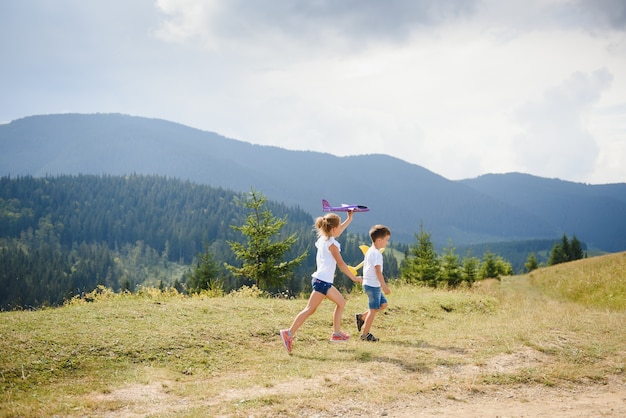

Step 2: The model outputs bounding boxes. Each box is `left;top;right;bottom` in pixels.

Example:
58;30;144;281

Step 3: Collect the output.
513;69;612;180
153;0;220;47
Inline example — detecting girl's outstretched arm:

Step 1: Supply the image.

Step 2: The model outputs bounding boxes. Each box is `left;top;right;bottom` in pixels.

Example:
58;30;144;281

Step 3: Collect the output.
335;210;354;237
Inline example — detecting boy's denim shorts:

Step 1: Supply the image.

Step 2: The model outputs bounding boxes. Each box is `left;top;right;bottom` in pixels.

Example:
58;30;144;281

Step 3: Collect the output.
312;278;333;295
364;284;387;310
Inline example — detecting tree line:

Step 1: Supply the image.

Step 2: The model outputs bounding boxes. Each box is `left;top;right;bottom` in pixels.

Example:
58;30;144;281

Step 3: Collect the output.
398;224;514;288
1;174;584;310
0;175;390;309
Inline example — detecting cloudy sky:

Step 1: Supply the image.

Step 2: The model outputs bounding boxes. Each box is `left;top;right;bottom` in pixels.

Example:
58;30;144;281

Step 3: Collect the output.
2;0;625;184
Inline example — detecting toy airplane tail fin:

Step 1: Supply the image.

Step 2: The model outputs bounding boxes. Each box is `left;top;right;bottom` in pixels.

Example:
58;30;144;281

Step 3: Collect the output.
322;199;332;211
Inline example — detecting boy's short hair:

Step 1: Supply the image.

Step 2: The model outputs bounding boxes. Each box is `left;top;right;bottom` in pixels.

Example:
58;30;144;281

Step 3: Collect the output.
369;224;391;242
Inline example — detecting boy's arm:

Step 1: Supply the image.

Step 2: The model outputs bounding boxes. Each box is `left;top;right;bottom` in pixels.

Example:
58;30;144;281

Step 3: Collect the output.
375;265;390;294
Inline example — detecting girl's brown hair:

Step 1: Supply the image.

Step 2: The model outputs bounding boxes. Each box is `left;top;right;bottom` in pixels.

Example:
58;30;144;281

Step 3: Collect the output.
314;213;340;238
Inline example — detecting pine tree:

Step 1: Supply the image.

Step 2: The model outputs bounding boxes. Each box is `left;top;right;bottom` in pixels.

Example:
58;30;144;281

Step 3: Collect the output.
495;255;514;276
440;242;463;288
226;189;307;290
548;240;569;265
560;234;571;260
570;235;584;260
188;243;222;294
479;251;499;280
462;255;479;286
525;253;539;272
400;223;440;287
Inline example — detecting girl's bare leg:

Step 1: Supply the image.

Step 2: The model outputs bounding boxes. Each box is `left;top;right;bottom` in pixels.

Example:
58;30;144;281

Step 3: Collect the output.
325;286;347;333
289;291;326;335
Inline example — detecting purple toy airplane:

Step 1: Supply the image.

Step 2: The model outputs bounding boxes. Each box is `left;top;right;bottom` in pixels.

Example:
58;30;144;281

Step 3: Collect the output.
322;199;370;212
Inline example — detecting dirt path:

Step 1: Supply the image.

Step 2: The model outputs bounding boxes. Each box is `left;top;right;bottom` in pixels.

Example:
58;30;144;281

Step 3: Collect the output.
91;345;625;417
93;376;625;417
372;381;626;417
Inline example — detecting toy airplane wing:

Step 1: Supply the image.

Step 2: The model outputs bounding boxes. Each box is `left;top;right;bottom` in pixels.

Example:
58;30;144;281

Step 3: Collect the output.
322;199;369;212
348;244;385;275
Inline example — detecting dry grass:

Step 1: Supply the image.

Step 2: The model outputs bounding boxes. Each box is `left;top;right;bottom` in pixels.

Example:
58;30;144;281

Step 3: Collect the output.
529;251;626;311
1;254;625;417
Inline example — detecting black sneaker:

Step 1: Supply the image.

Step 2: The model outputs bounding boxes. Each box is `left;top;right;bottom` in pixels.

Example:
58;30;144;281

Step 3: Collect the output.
355;313;364;332
360;333;379;342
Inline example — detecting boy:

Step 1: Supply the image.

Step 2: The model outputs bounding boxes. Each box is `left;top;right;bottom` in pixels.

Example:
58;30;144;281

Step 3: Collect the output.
355;224;391;341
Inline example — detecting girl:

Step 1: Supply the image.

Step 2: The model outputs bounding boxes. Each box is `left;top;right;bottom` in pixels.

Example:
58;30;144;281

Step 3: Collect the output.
280;211;362;353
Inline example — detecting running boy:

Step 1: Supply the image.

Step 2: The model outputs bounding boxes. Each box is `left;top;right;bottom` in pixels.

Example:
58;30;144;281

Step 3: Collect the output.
355;224;391;341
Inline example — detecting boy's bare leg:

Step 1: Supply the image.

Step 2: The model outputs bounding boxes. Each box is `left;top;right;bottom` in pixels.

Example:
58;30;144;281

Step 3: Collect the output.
361;308;377;336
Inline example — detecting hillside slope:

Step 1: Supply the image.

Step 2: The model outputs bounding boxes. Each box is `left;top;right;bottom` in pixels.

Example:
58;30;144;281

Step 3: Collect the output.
1;252;624;416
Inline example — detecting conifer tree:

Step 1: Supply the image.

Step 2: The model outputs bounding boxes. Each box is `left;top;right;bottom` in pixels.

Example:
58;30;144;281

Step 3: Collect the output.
479;251;499;280
188;243;222;294
560;234;571;260
226;189;307;290
525;253;539;272
462;255;479;286
569;235;584;260
549;236;569;265
400;222;440;287
440;242;463;288
549;233;585;265
495;255;514;276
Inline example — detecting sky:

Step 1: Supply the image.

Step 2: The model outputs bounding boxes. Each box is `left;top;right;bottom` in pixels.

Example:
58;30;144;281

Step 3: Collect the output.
2;0;625;185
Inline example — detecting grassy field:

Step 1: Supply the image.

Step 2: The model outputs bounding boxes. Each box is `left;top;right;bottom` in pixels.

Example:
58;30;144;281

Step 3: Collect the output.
1;252;625;417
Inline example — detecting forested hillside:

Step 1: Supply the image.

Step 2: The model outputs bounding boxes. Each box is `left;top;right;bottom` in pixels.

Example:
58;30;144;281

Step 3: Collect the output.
0;175;330;309
3;113;624;308
0;174;590;310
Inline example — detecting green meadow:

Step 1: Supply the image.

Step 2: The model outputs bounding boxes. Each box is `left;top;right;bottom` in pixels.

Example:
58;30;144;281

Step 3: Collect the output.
1;252;625;417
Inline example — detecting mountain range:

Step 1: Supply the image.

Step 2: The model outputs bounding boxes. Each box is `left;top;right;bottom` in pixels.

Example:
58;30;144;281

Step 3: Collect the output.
1;113;625;252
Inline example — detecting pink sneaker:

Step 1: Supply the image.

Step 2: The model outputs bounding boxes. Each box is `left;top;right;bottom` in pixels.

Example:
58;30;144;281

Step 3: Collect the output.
330;331;350;342
280;329;293;353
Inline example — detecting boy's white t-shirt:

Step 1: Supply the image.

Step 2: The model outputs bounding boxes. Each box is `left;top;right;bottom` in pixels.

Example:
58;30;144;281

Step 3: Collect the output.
362;245;383;287
312;236;340;283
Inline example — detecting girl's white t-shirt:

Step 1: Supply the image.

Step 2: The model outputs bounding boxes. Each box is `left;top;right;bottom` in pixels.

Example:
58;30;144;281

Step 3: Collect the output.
362;245;383;287
312;236;340;283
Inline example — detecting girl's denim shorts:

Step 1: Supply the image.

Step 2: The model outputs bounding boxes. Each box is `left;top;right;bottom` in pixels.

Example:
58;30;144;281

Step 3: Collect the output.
312;278;332;295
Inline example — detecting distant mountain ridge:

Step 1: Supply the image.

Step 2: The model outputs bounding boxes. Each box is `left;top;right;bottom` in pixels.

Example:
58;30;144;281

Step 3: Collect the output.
459;173;626;252
2;113;625;251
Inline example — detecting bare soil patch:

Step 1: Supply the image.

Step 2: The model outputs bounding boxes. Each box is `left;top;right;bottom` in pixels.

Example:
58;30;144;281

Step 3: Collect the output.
91;378;626;417
90;346;625;417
